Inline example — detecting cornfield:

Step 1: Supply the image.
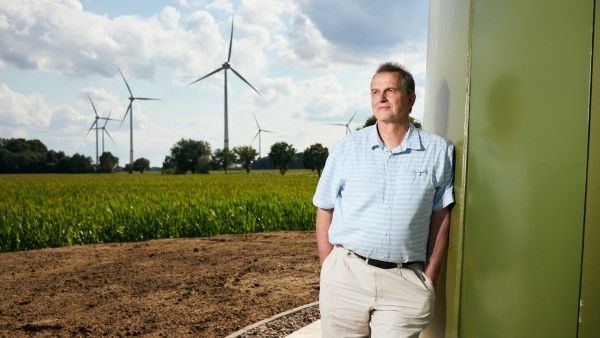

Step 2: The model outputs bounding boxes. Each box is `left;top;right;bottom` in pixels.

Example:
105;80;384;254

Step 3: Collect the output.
0;171;320;252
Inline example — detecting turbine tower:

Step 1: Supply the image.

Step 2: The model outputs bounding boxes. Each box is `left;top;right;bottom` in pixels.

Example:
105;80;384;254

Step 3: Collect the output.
118;67;160;172
86;94;118;166
329;110;358;135
100;110;116;154
251;113;275;158
188;16;262;150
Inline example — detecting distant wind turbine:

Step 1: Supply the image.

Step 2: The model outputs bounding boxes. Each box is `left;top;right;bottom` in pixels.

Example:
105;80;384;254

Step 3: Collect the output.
118;67;160;172
100;110;117;155
188;16;262;150
329;110;358;135
251;113;275;158
86;94;118;166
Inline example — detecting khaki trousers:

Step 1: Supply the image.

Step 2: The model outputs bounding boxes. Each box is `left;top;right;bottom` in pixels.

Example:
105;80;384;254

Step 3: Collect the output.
319;246;435;338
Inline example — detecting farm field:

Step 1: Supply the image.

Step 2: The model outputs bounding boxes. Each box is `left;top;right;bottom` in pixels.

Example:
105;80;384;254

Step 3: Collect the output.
0;171;322;337
0;170;320;253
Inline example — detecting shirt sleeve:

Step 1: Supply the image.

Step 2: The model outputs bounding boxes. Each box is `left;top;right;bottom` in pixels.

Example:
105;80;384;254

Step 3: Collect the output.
312;141;343;209
432;142;455;211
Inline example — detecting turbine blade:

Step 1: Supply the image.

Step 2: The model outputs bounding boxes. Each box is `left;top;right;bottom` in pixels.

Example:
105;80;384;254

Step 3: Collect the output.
229;67;262;97
252;113;260;129
348;109;358;124
87;94;99;117
117;67;134;97
227;16;234;63
134;97;161;101
251;131;260;144
329;123;346;126
105;129;116;144
100;115;118;126
85;120;97;136
263;130;276;134
188;67;224;85
103;117;120;122
120;104;132;127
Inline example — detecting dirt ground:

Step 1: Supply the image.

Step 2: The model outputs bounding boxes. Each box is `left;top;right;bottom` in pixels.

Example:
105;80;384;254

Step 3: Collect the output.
0;231;320;337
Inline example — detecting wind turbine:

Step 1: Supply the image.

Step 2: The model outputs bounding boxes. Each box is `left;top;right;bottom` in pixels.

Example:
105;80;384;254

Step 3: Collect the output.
188;16;262;150
329;110;358;135
251;113;275;158
86;94;118;166
100;110;117;155
117;67;160;172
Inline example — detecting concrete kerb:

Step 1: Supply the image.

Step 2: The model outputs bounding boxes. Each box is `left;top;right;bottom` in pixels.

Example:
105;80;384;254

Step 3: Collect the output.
224;301;319;338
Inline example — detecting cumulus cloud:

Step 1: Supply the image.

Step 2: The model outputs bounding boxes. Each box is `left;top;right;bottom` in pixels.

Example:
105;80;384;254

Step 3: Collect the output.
277;0;428;67
0;84;90;153
0;1;271;82
296;0;428;49
0;84;52;127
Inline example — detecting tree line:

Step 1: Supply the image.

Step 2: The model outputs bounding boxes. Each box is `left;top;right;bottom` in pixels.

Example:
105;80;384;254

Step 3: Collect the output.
161;139;329;176
0;115;419;175
0;137;329;176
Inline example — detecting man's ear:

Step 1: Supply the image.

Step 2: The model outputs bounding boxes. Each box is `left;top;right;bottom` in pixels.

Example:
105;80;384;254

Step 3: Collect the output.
409;93;417;108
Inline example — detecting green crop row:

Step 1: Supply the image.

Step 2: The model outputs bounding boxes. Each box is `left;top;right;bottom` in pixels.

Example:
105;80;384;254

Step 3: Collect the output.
0;171;320;252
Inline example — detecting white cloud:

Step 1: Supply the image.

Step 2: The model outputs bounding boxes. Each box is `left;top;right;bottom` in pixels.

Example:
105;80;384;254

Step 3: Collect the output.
0;84;52;127
158;6;181;30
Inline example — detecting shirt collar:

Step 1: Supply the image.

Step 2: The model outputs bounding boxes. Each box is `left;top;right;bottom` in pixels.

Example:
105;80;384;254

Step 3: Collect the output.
369;122;423;153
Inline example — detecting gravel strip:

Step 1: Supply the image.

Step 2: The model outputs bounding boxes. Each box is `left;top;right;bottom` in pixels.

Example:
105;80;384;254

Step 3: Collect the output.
227;303;320;338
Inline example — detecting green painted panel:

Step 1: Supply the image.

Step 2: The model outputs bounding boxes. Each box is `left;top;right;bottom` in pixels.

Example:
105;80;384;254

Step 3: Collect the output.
579;1;600;336
423;0;472;336
462;1;592;337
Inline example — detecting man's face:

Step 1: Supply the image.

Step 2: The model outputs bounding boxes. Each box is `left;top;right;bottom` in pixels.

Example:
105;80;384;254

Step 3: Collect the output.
370;72;416;124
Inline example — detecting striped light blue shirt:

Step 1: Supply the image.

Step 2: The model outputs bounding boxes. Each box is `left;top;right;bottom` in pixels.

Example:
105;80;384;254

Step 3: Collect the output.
313;123;454;263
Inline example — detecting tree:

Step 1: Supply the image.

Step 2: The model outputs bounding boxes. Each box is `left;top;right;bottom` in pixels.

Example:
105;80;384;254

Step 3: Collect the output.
68;153;94;173
133;158;150;174
268;142;297;175
360;115;422;129
4;138;47;154
0;138;48;173
169;139;212;174
303;143;329;177
46;150;67;173
233;146;258;174
161;155;174;174
212;148;237;174
98;152;119;173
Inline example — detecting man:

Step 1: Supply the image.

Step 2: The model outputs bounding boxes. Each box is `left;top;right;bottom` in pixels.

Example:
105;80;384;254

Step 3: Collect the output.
313;62;454;337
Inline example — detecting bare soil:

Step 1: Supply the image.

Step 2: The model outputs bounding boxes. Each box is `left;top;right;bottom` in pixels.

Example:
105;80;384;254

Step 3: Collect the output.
0;231;320;337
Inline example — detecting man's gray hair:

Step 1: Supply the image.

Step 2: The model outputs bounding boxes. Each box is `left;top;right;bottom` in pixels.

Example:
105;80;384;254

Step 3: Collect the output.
374;62;415;97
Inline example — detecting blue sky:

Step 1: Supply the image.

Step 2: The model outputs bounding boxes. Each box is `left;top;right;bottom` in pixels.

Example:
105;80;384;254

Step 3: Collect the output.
0;0;429;167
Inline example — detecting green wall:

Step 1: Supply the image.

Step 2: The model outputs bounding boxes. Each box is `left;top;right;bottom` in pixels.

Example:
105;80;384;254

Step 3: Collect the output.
580;1;600;335
425;0;597;337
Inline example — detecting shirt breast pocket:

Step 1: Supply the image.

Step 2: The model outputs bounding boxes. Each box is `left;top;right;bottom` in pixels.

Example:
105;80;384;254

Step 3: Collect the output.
397;170;435;207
